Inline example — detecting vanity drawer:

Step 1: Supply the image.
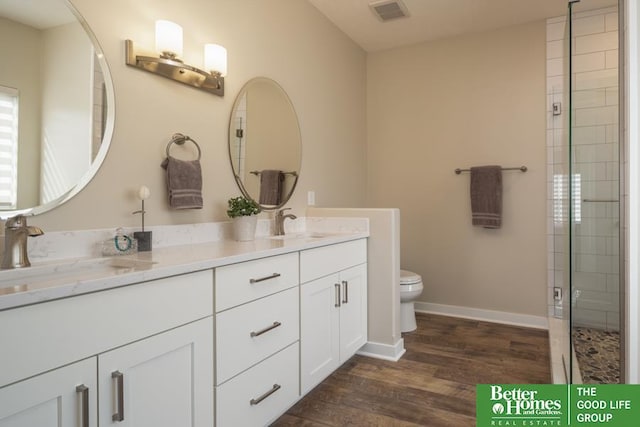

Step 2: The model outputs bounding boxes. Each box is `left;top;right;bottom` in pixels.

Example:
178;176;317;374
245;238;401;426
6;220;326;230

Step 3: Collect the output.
216;286;299;385
300;239;367;283
215;252;298;312
216;342;299;427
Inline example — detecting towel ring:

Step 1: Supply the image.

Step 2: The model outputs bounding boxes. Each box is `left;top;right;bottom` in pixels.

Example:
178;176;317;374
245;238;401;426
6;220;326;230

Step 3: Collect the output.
166;133;202;161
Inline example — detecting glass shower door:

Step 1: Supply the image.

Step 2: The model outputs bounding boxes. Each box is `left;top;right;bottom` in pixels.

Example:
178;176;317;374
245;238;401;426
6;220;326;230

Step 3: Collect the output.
568;0;621;384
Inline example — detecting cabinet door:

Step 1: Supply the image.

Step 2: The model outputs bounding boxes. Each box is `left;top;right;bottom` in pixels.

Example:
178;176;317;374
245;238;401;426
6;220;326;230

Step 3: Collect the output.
0;358;97;427
339;264;368;362
300;273;340;395
98;317;213;427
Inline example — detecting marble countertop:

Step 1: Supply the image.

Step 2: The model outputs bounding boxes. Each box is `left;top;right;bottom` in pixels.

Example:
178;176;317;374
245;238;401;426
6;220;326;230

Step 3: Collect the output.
0;232;368;311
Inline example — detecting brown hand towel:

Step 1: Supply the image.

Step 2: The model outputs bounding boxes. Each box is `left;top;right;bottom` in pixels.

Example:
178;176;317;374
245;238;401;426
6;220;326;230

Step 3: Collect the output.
470;165;502;229
160;156;203;209
258;170;284;206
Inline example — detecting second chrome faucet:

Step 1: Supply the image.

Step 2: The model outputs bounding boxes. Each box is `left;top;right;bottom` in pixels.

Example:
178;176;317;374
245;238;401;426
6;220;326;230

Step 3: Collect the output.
274;208;296;236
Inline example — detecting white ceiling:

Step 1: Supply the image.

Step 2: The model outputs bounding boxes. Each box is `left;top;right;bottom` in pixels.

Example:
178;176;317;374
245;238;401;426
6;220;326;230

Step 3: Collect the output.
0;0;75;30
308;0;618;52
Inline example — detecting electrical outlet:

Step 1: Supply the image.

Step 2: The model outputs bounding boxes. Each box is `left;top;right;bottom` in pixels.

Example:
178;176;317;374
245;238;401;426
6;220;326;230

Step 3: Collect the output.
553;287;562;301
307;191;315;206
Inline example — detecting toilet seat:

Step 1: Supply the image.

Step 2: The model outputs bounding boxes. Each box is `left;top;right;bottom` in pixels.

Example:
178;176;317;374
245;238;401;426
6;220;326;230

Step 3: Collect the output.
400;282;423;293
400;269;422;285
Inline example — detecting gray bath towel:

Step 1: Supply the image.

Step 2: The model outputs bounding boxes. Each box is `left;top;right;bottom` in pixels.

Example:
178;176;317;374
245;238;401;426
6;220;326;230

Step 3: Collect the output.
259;170;284;206
470;165;502;229
161;156;203;209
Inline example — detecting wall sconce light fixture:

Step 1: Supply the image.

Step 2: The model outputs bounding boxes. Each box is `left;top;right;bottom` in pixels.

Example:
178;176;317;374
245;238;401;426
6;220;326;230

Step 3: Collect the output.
125;20;225;96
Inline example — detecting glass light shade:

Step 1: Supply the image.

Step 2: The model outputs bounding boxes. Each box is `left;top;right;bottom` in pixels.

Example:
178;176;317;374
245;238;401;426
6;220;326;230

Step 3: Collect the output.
155;20;183;58
204;44;227;76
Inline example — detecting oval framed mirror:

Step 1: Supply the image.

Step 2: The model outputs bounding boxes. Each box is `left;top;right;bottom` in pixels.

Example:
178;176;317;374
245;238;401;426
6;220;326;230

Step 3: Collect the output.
228;77;301;210
0;0;115;218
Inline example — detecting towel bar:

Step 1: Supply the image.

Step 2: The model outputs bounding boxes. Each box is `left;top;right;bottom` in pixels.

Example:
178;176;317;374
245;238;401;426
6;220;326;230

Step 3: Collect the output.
166;133;202;161
250;170;298;177
455;166;527;175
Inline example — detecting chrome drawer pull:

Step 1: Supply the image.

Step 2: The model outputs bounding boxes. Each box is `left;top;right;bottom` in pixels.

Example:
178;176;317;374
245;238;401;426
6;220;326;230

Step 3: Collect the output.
76;385;89;427
250;321;282;337
250;383;281;406
112;371;124;422
249;273;281;284
342;280;349;304
335;283;341;307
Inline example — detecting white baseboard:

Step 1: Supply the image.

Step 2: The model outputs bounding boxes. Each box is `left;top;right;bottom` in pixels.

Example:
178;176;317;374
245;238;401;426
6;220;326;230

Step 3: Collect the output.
357;338;406;362
414;302;549;330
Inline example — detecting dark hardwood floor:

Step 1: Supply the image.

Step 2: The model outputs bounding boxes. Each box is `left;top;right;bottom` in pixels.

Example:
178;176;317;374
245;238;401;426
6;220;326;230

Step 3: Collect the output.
272;313;551;426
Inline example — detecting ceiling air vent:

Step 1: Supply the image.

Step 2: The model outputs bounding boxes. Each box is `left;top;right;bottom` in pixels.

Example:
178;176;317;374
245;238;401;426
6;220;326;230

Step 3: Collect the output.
369;0;410;22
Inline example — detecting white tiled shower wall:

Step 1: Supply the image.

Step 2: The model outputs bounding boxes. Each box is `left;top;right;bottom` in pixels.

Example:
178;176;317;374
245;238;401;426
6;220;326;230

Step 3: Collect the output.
546;6;620;331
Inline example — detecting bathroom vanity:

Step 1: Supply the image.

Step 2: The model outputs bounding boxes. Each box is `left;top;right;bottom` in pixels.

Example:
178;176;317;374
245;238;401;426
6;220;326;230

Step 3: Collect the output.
0;233;368;427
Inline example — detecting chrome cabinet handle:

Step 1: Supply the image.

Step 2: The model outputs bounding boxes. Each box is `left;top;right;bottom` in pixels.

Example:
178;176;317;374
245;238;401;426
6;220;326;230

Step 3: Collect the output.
342;280;349;304
112;371;124;422
250;384;281;405
76;385;89;427
250;321;282;337
335;283;341;307
250;273;281;284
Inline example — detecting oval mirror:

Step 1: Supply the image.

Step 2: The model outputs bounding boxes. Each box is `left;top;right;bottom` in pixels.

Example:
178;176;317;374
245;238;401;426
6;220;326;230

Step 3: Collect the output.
0;0;114;218
228;77;301;210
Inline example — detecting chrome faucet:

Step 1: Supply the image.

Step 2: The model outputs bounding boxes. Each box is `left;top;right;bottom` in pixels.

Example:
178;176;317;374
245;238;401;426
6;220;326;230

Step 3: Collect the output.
274;208;297;236
1;215;44;269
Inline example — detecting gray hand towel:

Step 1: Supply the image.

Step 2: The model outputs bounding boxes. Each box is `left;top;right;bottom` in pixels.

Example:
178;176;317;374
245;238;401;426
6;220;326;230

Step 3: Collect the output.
470;165;502;229
161;156;203;209
258;170;284;206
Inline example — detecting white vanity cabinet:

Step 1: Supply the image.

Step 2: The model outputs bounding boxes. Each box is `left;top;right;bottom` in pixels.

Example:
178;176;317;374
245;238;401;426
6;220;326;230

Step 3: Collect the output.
214;253;300;427
0;270;214;427
0;234;370;427
299;239;368;394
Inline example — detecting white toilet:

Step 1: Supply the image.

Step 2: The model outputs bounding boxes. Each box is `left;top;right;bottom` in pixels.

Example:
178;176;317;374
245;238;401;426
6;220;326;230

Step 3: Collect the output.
400;269;424;333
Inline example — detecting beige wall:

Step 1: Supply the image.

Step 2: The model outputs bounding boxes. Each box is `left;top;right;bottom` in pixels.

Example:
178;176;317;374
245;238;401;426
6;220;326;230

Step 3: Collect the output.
26;0;366;231
366;22;548;316
8;1;551;320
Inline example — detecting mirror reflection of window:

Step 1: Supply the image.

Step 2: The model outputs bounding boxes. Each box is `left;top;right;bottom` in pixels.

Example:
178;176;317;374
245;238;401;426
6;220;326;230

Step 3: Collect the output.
0;85;18;209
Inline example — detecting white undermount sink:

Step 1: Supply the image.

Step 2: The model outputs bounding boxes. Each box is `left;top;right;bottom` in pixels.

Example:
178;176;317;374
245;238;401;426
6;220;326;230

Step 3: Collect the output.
0;257;156;295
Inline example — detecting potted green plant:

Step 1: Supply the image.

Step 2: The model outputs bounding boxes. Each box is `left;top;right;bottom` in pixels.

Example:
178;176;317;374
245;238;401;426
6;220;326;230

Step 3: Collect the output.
227;196;261;241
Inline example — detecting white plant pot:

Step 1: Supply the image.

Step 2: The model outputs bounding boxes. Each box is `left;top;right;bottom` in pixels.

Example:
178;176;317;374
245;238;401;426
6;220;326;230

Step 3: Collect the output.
232;216;257;241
